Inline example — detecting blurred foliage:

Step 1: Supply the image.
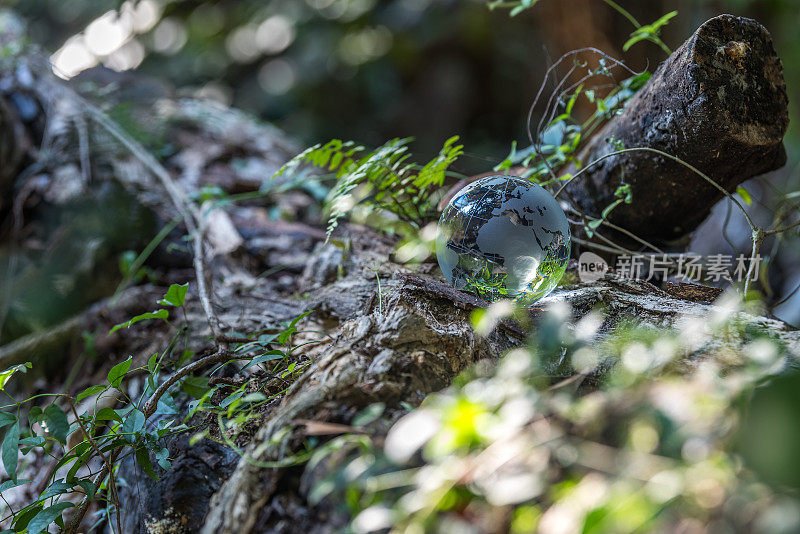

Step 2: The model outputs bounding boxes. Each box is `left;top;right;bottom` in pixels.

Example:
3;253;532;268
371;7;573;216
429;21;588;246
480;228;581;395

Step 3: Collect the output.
8;0;799;158
10;0;548;165
309;295;800;533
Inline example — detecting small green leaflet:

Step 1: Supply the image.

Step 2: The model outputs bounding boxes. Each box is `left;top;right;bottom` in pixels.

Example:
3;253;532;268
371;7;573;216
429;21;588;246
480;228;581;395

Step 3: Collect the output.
26;502;75;534
241;392;267;403
243;350;285;369
40;480;72;499
136;447;159;480
219;390;244;409
148;352;159;374
0;412;16;429
737;186;753;206
19;436;46;449
623;11;678;51
76;479;96;499
108;357;133;388
2;420;19;482
0;478;30;493
278;310;313;345
76;384;108;402
155;447;171;470
121;409;146;439
110;309;169;334
94;407;123;423
614;183;633;204
181;375;211;399
44;404;70;445
0;362;31;390
158;283;188;307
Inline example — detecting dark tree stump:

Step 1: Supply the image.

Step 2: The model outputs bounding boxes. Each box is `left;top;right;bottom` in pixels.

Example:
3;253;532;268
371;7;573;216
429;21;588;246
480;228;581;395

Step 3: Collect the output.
565;14;789;243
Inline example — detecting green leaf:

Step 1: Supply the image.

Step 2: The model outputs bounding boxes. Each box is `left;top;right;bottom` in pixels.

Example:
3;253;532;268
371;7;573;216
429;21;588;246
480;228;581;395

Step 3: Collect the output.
278;310;313;345
0;412;16;430
107;357;133;388
0;478;30;492
157;283;189;307
40;480;72;499
12;504;42;532
19;436;46;449
613;182;633;203
76;479;96;499
76;384;108;403
219;390;244;409
181;375;211;399
136;447;159;480
622;34;649;52
2;420;19;482
110;309;169;334
624;11;677;51
26;502;74;534
243;350;285;370
241;393;267;403
147;353;159;374
737;186;753;206
178;349;195;366
44;405;70;445
0;362;31;390
94;407;123;423
352;403;385;427
121;409;145;439
622;71;652;91
155;447;171;470
27;406;43;426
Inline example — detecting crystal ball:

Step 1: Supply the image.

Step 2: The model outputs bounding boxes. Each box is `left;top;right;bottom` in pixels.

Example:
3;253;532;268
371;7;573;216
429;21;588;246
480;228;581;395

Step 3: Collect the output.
436;174;571;305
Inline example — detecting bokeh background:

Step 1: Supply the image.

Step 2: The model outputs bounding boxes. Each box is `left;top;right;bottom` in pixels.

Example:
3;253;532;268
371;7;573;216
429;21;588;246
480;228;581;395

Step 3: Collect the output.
5;0;800;321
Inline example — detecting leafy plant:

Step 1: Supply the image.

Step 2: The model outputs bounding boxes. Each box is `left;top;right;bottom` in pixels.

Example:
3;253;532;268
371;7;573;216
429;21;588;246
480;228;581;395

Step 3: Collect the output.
495;71;650;186
307;295;796;533
623;11;678;53
0;282;319;533
584;181;632;238
186;310;330;455
274;136;464;238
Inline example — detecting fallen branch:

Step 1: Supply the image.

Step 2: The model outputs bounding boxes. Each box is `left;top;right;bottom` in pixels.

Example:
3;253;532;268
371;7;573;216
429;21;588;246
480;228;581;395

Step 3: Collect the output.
564;14;789;243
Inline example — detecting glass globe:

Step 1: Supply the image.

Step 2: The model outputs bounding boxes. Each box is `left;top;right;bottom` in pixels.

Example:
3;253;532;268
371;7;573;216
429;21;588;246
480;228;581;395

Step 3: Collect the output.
436;174;571;305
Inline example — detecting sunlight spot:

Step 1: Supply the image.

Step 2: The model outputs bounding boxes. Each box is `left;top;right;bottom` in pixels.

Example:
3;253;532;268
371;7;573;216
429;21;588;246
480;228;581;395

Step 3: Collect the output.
84;11;132;57
105;38;145;72
226;24;260;63
129;0;162;33
151;17;188;55
51;36;97;79
256;15;295;54
337;26;392;66
258;59;296;95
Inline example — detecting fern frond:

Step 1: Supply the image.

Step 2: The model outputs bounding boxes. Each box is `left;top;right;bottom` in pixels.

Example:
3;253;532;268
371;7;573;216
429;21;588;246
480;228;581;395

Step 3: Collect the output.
274;136;464;239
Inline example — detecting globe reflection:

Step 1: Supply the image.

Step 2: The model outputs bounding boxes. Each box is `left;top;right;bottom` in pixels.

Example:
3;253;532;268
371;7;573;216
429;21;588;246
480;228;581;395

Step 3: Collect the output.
436;175;570;304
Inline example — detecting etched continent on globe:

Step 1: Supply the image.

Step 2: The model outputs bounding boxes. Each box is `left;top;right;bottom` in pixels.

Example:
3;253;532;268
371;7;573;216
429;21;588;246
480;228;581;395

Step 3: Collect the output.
436;174;571;304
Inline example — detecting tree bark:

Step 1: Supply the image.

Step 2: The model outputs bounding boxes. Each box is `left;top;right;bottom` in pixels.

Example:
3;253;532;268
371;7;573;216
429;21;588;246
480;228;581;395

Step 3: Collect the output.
565;14;789;243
